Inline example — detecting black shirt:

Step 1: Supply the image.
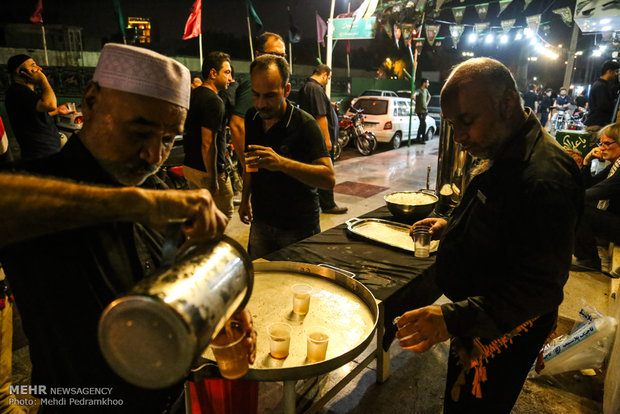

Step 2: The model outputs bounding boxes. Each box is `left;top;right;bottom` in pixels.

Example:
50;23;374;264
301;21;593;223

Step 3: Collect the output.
183;86;226;172
437;109;583;339
586;77;619;127
0;137;180;412
298;77;338;144
245;101;329;229
5;83;60;159
522;91;538;111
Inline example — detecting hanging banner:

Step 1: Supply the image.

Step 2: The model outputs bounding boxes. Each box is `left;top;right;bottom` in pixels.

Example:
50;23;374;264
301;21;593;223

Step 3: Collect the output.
500;18;515;34
526;14;541;36
523;0;534;11
425;24;440;46
332;16;378;39
415;39;424;53
498;0;512;16
452;6;466;24
384;21;393;39
552;7;573;26
474;22;489;35
450;24;465;47
436;0;447;12
394;24;402;47
475;3;489;21
450;24;465;46
402;23;414;41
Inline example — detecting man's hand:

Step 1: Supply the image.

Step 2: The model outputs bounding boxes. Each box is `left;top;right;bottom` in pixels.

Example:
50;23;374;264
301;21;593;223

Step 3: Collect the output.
584;147;603;166
246;145;283;171
410;218;447;240
231;309;257;364
239;200;253;224
395;305;450;353
142;188;228;242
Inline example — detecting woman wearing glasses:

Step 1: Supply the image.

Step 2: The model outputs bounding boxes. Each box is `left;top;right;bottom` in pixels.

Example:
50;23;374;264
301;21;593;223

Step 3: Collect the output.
573;123;620;276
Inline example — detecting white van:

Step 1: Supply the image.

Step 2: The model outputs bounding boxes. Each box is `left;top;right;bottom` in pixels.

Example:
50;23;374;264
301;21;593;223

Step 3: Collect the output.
346;96;436;149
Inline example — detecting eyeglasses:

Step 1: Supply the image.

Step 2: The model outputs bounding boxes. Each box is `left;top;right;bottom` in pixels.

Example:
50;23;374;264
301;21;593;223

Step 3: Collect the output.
258;51;287;58
598;140;617;148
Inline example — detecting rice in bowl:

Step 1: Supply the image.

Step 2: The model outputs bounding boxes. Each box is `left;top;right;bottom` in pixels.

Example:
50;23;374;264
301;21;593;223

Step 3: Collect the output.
385;192;437;206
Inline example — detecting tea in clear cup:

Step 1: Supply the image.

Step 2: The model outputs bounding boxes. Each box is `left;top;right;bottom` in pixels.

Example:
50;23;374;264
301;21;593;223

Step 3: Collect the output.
210;324;249;379
306;326;329;363
291;284;312;315
268;322;292;359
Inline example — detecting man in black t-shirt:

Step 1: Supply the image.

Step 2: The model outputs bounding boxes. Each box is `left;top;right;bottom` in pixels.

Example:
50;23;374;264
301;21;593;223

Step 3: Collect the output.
5;54;71;160
298;64;348;214
585;60;620;131
239;55;335;260
183;51;235;218
522;84;538;113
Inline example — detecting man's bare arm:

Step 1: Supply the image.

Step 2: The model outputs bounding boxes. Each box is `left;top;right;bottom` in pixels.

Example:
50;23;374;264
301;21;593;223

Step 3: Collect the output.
230;114;246;168
315;116;332;151
200;126;217;192
0;173;227;248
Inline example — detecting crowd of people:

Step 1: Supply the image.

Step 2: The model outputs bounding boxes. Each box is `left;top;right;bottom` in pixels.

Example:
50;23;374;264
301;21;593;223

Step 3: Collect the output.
0;34;619;414
520;59;620;133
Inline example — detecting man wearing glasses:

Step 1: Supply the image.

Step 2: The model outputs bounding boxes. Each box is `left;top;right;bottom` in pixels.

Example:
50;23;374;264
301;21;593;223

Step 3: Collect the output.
573;122;620;276
585;60;620;132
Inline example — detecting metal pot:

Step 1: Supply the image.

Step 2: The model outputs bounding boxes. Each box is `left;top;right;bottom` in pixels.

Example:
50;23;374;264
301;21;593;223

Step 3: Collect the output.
98;236;253;389
384;191;439;221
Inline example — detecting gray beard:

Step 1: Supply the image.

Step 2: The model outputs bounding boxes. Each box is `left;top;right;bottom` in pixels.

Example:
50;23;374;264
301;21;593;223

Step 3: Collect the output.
96;158;160;186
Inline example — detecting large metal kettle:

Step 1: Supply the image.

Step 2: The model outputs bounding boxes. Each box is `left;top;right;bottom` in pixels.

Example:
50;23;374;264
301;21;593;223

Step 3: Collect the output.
98;236;253;389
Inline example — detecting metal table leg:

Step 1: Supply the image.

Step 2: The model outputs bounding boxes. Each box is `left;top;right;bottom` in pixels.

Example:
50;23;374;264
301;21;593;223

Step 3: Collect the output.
283;380;297;414
375;301;390;383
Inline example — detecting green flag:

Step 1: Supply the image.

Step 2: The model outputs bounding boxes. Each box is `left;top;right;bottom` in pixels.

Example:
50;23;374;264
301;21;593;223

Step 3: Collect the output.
112;0;126;39
245;0;263;31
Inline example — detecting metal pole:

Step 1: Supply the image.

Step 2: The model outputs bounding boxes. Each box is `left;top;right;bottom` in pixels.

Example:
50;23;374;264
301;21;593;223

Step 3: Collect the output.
407;46;417;146
325;0;336;98
41;25;49;66
247;17;255;61
563;23;580;88
289;41;293;74
198;33;203;65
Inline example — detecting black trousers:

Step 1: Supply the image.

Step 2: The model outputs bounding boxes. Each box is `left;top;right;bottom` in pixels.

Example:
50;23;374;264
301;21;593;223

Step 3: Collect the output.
416;112;427;141
444;311;556;413
319;149;337;210
574;204;620;260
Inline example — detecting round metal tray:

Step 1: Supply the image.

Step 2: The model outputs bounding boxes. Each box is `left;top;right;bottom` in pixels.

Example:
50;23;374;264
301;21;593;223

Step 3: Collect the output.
201;261;378;381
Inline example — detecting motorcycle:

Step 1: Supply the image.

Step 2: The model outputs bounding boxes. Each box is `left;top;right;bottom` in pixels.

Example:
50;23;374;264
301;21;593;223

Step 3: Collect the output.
55;102;83;146
339;107;377;156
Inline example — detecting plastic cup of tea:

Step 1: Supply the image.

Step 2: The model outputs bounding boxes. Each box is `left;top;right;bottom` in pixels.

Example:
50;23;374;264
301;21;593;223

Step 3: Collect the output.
245;153;259;172
412;226;431;258
291;284;312;315
210;324;249;380
268;322;292;359
306;326;329;363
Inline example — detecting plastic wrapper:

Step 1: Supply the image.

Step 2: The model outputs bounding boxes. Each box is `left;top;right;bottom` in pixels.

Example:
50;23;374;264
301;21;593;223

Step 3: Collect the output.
530;307;618;377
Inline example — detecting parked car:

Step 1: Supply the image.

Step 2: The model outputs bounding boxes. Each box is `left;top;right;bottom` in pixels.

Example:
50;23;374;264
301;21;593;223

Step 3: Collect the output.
359;89;398;97
351;90;398;107
346;96;436;149
427;95;441;134
396;90;414;99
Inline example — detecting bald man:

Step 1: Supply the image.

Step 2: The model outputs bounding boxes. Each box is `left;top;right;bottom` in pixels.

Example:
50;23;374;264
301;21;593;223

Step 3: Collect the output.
396;58;583;412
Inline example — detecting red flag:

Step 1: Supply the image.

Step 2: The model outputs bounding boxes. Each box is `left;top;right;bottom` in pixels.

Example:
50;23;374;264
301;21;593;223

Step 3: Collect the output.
316;11;327;46
30;0;43;24
183;0;201;40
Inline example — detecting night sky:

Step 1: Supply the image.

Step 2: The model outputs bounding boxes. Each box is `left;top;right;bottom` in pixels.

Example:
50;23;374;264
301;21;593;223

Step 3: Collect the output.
0;0;596;86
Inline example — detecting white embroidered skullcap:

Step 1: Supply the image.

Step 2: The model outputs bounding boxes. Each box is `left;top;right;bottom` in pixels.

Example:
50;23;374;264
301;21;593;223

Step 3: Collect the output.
93;43;190;109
